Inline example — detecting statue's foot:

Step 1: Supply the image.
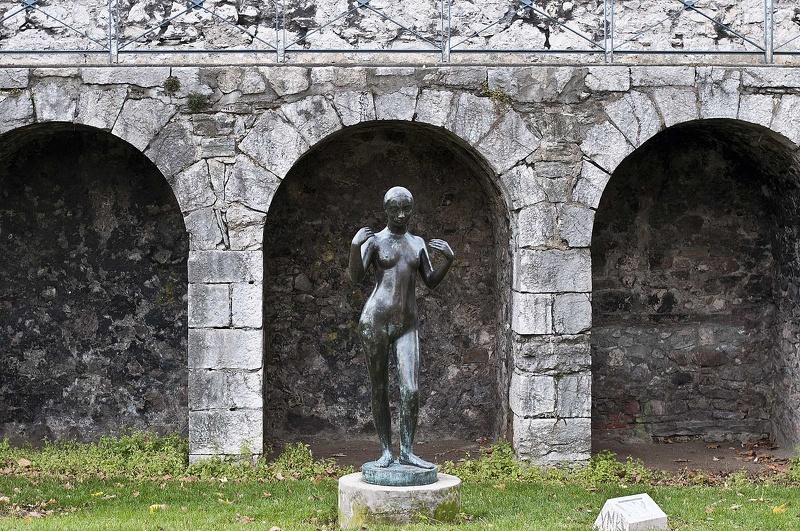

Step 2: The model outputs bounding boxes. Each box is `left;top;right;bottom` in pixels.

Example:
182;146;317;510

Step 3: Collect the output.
399;452;436;470
375;450;394;468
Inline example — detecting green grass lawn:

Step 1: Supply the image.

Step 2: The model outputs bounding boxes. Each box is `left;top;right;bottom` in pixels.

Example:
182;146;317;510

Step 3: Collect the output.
1;434;800;530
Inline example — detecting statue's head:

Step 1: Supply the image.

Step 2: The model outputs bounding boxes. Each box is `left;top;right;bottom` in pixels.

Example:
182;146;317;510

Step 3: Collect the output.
383;186;414;227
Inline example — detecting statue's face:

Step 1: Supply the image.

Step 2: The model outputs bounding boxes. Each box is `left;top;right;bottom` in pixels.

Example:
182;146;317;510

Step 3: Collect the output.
385;195;414;226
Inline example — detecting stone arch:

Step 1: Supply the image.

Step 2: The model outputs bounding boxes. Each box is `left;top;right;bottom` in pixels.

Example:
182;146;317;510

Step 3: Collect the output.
257;117;515;452
588;115;800;447
0;121;189;443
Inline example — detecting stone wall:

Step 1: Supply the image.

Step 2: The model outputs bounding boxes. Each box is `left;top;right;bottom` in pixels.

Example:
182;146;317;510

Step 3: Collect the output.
592;125;776;443
262;123;507;443
0;0;798;64
0;124;188;444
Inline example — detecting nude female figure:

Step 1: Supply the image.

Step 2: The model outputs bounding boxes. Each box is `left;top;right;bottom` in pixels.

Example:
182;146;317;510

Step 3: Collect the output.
348;187;454;469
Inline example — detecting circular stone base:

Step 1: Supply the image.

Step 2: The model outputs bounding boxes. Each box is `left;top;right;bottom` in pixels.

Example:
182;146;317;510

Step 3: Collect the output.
362;461;438;486
338;472;461;529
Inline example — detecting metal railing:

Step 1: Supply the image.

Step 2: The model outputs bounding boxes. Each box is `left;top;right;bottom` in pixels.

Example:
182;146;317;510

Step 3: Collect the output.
0;0;797;63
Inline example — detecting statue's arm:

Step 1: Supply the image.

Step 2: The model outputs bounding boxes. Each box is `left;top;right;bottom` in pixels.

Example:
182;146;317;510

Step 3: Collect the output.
419;238;454;289
349;227;375;283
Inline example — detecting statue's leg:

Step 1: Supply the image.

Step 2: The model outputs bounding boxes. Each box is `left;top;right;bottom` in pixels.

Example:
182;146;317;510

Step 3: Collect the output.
396;329;435;470
359;323;394;467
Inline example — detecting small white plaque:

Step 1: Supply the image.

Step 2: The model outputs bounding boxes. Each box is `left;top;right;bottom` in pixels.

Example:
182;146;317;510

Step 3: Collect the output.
594;493;668;531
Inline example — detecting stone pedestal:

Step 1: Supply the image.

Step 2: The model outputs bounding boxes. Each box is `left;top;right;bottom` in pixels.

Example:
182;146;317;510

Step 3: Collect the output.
338;472;461;529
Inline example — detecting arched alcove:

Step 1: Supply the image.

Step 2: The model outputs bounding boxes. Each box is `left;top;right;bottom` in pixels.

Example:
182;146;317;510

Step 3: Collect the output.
591;119;800;448
262;121;510;449
0;123;189;444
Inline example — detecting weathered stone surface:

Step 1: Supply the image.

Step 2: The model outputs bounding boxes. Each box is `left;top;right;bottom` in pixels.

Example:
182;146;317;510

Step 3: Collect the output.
477;110;541;174
558;204;594;248
445;92;496;145
556;372;591;418
32;80;76;122
0;69;29;89
509;371;555;417
188;369;262;410
76;86;127;130
332;91;376;126
200;137;236;158
517;203;555;248
226;154;281;213
0;91;34;134
169;160;217;213
513;416;591;464
572;162;610;209
594;493;668;531
697;68;740;120
580;121;633;174
513;334;591;375
231;283;262;328
630;66;696;87
112;98;176;151
239;110;309;178
375;86;418;121
741;68;800;89
188;329;263;369
225;204;266;251
514;249;592;293
263;67;310;96
281;95;343;146
145;121;196;179
652;87;698;128
511;292;553;335
189;409;263;455
184;208;225;250
605;91;660;147
425;67;486;89
170;67;214;97
488;67;579;103
414;90;454;127
500;164;548;211
738;94;776;128
188;283;230;328
81;67;171;87
586;67;630;92
771;95;800;145
553;293;591;334
188;250;263;283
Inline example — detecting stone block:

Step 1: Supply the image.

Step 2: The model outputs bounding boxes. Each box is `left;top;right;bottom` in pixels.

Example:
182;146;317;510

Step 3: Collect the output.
226;205;266;251
415;90;454;128
586;67;630;92
476;110;541;174
509;371;555;417
189;409;263;455
738;94;776;128
512;334;591;375
580;121;633;174
184;208;225;250
32;79;76;122
74;86;127;131
281;95;343;147
375;86;418;121
741;68;800;89
605;91;660;147
488;67;577;103
262;66;310;96
188;250;263;283
0;68;29;89
188;283;230;328
239;109;309;179
169;160;217;213
446;92;496;146
558;204;594;248
200;136;236;158
517;203;555;248
771;95;800;145
556;372;591;417
630;66;695;87
513;416;591;464
188;328;263;369
553;293;591;334
652;87;698;128
594;493;668;531
697;68;740;120
0;91;34;135
226;154;281;213
241;69;267;95
232;283;262;328
112;98;176;152
188;369;262;410
144;121;196;179
424;67;486;89
572;162;610;209
332;91;376;126
511;292;553;335
171;67;214;97
81;67;171;87
514;249;591;294
499;164;547;211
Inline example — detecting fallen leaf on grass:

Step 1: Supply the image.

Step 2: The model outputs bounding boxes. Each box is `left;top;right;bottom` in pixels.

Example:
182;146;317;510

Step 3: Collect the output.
218;498;234;505
149;504;169;514
268;527;283;531
774;503;791;514
102;495;116;500
132;492;140;498
91;492;104;497
181;506;188;511
262;492;272;498
308;495;321;501
17;458;31;468
13;488;20;494
730;504;742;510
63;482;73;490
237;514;255;523
493;483;506;489
0;496;10;504
706;506;714;514
275;473;285;481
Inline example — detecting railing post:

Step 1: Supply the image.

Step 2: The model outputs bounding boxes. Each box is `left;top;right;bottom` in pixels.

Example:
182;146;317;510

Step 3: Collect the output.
276;0;286;63
440;0;450;62
765;0;774;63
609;0;615;63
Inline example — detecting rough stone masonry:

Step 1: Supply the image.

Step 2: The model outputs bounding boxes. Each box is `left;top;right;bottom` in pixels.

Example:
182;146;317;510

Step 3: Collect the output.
2;61;800;464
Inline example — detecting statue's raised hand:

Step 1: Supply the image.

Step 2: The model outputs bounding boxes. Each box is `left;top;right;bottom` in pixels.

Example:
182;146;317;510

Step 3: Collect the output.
429;239;454;261
353;227;375;246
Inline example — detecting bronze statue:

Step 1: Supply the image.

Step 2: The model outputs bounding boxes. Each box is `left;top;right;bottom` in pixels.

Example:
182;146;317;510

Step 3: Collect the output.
349;186;454;476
